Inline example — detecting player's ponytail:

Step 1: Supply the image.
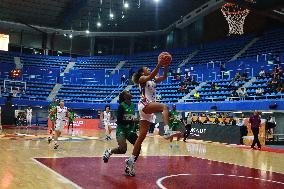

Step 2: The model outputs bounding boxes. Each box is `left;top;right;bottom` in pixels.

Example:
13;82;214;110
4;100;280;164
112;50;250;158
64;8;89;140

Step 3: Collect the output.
132;68;144;84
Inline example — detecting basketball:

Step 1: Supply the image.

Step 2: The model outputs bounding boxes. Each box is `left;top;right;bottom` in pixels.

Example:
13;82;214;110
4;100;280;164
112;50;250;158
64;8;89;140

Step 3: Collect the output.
159;52;172;67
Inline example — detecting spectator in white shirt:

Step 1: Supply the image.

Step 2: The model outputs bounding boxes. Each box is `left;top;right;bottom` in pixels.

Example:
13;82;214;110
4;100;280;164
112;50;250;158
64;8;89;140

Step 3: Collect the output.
259;69;266;78
238;87;247;100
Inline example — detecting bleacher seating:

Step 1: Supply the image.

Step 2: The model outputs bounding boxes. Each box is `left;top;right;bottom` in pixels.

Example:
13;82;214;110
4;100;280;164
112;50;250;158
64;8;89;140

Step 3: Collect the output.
57;83;127;103
0;80;54;100
0;27;283;105
129;81;198;103
188;35;254;65
185;79;246;102
246;76;284;100
75;55;124;69
0;50;70;69
240;28;284;58
124;48;196;69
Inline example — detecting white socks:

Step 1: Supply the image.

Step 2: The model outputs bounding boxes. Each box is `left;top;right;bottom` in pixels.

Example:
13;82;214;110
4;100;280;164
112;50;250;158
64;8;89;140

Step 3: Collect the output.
164;125;170;133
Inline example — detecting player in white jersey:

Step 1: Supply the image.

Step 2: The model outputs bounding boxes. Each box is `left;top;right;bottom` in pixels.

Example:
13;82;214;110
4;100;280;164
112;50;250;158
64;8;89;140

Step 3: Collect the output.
124;54;176;176
26;107;32;127
50;100;69;149
102;105;112;140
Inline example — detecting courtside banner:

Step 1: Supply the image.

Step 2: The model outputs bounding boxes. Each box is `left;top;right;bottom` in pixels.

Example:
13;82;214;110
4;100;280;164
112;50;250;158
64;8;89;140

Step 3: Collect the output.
190;124;240;144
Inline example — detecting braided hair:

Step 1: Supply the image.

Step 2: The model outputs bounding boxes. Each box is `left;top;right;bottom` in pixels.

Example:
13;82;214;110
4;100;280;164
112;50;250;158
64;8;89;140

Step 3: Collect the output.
132;68;144;84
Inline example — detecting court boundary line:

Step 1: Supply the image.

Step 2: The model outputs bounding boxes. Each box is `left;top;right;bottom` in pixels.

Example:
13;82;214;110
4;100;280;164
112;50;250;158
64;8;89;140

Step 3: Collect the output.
156;173;284;189
33;155;284;175
31;158;83;189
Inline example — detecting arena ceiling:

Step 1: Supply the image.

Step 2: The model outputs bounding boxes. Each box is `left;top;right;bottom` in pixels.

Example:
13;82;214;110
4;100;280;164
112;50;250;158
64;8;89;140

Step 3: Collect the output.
0;0;210;32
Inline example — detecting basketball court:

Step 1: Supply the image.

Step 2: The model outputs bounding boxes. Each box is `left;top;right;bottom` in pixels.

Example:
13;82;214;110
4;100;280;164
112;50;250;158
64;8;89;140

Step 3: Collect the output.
0;127;284;189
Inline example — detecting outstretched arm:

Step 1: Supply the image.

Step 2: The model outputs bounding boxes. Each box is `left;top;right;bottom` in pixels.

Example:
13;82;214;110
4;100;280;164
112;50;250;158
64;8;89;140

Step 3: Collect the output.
139;58;163;83
155;66;168;83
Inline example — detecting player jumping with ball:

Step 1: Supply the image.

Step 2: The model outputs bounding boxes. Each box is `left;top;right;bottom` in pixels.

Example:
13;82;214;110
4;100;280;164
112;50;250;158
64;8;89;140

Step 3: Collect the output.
124;52;179;176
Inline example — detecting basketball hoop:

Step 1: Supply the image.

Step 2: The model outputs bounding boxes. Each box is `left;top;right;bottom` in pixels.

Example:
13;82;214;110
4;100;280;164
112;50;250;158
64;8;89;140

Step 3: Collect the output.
221;3;250;35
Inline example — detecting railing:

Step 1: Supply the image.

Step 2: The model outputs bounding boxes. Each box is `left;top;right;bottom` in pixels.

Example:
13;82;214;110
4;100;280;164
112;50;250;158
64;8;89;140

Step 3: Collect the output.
103;79;129;102
184;94;284;103
228;95;284;101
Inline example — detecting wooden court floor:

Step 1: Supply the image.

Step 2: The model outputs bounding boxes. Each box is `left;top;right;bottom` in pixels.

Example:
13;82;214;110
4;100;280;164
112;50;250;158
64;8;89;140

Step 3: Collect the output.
0;128;284;189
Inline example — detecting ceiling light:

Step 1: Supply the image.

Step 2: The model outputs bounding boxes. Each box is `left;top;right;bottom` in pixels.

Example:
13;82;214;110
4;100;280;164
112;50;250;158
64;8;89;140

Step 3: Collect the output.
154;0;160;3
124;2;129;8
69;34;73;38
97;22;102;27
110;13;114;19
86;30;90;34
122;15;125;19
63;34;67;37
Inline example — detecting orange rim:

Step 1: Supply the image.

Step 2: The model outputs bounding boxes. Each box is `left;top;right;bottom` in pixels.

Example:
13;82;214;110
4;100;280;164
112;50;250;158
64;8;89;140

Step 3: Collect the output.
221;3;249;15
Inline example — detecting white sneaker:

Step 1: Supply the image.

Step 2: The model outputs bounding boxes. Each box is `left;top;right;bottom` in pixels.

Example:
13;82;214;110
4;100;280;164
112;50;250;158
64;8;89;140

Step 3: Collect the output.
48;137;52;144
125;158;135;177
164;130;180;139
54;143;59;149
103;149;112;163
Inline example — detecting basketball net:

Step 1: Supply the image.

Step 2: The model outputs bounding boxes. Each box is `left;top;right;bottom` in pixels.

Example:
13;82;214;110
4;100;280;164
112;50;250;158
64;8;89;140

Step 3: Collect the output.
221;3;250;35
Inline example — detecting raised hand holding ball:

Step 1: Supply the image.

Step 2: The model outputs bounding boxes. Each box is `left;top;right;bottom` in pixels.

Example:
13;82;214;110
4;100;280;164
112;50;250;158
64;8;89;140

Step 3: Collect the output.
158;52;172;67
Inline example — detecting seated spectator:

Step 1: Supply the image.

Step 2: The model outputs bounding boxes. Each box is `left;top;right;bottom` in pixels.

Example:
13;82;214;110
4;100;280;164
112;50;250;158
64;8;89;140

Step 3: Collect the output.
259;69;266;78
272;66;278;78
268;76;279;92
210;82;216;91
277;66;283;78
241;72;248;81
175;73;181;81
234;72;241;81
238;87;247;100
190;78;198;86
255;88;263;96
121;74;126;84
277;80;284;93
193;92;200;99
184;72;190;84
230;90;238;99
178;82;189;93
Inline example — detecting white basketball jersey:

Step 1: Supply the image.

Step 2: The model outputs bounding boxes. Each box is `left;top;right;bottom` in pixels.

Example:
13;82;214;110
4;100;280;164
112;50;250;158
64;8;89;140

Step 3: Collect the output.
103;111;111;122
139;80;156;102
56;106;68;120
26;109;32;117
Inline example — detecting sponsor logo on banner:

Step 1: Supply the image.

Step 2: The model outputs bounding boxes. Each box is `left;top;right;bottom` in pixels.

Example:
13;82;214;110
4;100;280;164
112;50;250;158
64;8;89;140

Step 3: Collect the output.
190;128;207;137
65;121;84;127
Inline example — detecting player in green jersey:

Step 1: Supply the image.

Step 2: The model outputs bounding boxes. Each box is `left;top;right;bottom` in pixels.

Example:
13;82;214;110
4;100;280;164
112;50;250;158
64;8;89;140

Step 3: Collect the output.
48;98;58;143
103;90;140;176
168;104;183;148
68;108;75;131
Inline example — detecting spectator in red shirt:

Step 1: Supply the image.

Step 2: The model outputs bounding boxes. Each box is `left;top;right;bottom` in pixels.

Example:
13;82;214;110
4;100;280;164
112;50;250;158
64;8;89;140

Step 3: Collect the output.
249;111;261;149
